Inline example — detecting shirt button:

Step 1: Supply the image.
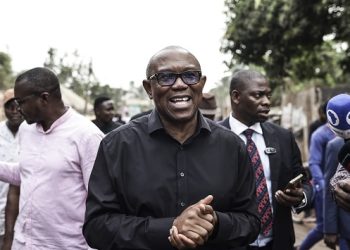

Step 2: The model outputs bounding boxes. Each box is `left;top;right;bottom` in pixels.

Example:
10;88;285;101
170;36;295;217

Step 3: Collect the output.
180;202;185;207
180;172;185;177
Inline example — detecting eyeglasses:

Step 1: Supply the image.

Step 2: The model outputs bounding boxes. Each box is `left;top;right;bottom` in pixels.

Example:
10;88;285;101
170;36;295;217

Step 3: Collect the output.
148;70;202;86
13;85;60;106
13;93;38;106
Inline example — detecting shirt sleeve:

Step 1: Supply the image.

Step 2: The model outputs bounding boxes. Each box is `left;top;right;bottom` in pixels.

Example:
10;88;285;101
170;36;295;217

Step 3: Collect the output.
309;131;325;188
84;134;260;249
78;129;104;190
208;143;260;247
290;130;313;212
83;141;175;250
323;141;340;234
0;161;20;186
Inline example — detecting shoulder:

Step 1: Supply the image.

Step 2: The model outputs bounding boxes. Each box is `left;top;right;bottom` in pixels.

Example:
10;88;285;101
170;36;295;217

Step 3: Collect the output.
0;121;7;132
217;117;230;129
261;121;292;136
71;110;102;131
64;110;104;143
207;119;245;146
327;137;344;150
102;115;148;146
311;124;334;142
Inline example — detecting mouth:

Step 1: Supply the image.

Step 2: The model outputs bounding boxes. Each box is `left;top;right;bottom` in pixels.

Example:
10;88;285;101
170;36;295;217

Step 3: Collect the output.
259;109;270;114
170;96;191;103
169;95;192;109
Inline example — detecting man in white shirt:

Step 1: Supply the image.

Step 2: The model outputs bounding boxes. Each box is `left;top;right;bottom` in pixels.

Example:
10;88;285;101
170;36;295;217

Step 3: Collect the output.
0;89;23;249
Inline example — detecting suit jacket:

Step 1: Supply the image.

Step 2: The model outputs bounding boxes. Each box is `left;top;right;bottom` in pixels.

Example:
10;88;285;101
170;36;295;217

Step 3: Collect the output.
324;137;350;240
219;117;313;250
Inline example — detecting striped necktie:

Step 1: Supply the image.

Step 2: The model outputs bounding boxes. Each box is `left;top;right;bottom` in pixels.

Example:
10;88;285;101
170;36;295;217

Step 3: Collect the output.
243;129;273;236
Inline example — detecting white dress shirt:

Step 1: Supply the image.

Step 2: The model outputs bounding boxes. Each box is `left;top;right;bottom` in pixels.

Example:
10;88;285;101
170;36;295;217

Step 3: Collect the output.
229;115;273;247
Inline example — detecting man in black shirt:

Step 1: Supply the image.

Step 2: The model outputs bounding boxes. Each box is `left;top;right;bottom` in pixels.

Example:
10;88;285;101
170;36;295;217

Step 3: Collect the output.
92;96;122;134
83;46;260;250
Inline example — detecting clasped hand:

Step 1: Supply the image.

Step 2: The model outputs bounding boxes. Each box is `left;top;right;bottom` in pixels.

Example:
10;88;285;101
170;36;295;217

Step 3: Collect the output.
334;179;350;212
168;195;217;249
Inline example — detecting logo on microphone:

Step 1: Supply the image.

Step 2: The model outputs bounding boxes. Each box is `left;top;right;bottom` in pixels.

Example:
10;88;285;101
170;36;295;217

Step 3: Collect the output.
327;109;340;126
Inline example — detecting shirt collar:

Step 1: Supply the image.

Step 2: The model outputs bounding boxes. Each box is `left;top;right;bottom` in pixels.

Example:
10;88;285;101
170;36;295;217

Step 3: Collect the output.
36;107;72;134
229;113;263;136
147;109;211;135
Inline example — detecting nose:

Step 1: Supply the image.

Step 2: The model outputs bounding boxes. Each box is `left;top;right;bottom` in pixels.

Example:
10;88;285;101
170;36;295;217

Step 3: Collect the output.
171;76;188;89
16;105;22;113
262;95;271;106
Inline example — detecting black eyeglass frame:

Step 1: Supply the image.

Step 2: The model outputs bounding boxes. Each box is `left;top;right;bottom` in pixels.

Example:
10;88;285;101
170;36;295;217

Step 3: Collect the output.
148;70;202;86
13;84;60;106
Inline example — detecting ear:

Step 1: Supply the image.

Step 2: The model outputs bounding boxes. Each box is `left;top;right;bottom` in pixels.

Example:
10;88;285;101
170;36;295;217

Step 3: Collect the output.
200;75;207;88
230;90;240;105
40;92;50;104
142;79;153;99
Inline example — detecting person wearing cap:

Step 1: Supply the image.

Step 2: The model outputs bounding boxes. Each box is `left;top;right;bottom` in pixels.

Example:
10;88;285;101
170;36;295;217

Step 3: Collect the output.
0;89;23;249
0;68;104;249
199;92;217;120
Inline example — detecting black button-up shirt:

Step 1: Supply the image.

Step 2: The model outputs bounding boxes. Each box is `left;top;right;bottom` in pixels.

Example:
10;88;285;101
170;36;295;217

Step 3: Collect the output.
84;110;259;250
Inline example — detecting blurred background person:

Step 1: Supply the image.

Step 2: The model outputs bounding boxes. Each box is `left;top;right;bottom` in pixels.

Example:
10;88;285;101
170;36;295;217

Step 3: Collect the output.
299;100;335;250
199;92;217;121
0;89;23;250
92;96;122;134
309;103;328;146
114;113;126;125
328;94;350;213
323;137;350;250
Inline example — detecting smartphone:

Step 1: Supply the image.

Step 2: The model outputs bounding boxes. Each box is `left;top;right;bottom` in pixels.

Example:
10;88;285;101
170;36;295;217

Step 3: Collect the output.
284;174;303;191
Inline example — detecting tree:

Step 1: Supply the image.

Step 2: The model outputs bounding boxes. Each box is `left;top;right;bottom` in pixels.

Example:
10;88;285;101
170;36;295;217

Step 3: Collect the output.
44;48;125;113
0;52;14;89
222;0;350;89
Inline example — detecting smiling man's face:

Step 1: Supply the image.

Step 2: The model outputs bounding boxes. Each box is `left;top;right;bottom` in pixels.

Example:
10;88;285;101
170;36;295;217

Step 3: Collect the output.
143;48;206;125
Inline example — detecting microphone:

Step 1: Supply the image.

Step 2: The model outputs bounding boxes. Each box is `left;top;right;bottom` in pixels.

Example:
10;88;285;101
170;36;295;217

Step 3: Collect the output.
338;140;350;172
326;93;350;140
327;93;350;175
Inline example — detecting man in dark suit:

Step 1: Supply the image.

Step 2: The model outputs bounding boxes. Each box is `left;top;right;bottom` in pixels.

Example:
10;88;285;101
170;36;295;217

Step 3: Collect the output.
219;69;313;250
324;137;350;250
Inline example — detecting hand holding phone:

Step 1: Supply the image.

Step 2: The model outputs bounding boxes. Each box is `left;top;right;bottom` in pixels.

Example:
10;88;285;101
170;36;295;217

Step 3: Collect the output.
284;174;303;192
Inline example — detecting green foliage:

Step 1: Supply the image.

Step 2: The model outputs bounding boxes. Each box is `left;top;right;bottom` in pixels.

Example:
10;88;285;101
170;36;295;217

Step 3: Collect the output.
222;0;350;89
44;48;98;96
0;52;14;89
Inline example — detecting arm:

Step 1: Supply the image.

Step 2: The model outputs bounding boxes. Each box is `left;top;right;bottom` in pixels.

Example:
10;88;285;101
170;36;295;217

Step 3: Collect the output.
209;145;260;247
323;140;341;249
78;131;103;190
1;185;19;250
83;143;175;250
0;162;20;186
84;139;260;249
309;132;325;190
333;178;350;212
275;131;313;210
170;142;260;249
